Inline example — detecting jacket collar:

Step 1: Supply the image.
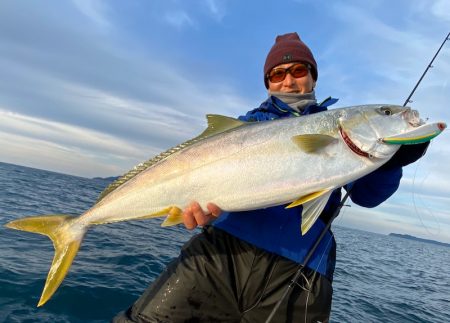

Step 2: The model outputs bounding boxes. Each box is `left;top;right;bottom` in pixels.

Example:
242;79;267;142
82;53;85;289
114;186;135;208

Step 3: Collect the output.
263;95;330;117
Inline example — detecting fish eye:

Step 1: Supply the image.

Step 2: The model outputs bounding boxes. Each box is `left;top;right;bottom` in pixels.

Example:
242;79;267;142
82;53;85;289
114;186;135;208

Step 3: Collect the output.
380;107;392;116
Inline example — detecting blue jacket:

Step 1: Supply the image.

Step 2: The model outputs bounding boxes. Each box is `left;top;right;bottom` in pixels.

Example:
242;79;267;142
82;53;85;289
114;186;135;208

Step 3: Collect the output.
213;95;403;280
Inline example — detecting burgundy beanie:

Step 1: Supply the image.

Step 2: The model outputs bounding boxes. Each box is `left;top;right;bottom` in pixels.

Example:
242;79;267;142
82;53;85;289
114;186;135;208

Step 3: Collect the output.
263;32;318;88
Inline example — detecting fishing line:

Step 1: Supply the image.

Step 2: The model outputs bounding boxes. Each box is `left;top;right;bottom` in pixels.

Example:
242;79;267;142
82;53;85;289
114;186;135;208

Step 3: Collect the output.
312;202;351;274
265;191;350;323
302;270;316;323
265;31;450;323
411;141;442;236
300;199;351;322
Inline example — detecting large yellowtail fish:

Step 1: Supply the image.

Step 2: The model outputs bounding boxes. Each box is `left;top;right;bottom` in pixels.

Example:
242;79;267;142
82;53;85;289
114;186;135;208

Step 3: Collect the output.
5;104;446;306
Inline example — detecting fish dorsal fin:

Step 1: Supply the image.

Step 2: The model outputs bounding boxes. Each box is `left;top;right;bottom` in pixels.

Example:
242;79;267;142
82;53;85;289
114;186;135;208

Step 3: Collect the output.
292;134;336;153
199;114;246;137
96;115;246;203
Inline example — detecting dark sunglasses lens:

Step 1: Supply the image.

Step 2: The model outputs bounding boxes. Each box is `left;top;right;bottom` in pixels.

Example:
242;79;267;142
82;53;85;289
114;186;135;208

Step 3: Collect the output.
290;65;309;78
268;64;309;83
268;69;286;83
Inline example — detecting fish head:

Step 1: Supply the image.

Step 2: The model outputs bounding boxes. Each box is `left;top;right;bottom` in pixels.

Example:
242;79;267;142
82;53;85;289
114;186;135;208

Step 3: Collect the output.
338;105;425;159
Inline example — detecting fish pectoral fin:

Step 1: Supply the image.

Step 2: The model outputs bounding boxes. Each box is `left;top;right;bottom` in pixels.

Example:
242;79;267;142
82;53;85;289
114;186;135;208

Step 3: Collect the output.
301;190;334;235
291;134;336;153
5;214;86;307
161;206;184;227
285;189;332;209
198;114;246;138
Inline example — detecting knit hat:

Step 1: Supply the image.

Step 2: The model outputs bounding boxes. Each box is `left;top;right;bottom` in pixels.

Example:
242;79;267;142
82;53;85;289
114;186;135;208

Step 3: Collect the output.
264;32;318;88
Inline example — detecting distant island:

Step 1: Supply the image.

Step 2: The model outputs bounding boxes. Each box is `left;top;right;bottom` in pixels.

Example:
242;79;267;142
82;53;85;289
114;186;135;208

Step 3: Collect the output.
389;233;450;247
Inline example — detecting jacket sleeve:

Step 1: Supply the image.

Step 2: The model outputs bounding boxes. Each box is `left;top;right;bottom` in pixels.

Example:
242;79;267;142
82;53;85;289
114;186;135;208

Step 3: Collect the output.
348;142;429;208
348;167;402;208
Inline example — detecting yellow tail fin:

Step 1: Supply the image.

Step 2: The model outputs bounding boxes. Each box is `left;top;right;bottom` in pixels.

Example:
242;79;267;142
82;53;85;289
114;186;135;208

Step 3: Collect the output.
5;214;85;307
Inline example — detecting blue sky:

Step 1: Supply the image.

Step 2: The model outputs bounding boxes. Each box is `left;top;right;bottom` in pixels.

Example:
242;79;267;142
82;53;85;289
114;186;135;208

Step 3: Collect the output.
0;0;449;242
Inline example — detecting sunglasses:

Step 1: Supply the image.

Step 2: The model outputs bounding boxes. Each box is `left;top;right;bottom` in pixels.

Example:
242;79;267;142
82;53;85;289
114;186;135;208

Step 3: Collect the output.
267;63;310;83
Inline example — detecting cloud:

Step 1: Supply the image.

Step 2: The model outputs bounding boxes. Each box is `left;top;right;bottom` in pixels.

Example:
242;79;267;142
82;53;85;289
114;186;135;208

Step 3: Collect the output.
203;0;227;21
0;109;144;157
431;0;450;21
71;0;112;29
0;58;251;176
0;131;122;178
0;2;252;151
164;11;196;29
318;1;450;133
161;1;228;29
0;109;156;177
0;2;252;178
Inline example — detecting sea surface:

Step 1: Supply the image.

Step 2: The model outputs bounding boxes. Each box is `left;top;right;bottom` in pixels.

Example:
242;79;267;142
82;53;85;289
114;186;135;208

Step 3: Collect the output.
0;162;449;323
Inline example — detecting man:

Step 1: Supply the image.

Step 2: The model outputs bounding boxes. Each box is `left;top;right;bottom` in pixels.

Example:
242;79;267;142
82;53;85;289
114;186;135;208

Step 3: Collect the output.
114;32;427;322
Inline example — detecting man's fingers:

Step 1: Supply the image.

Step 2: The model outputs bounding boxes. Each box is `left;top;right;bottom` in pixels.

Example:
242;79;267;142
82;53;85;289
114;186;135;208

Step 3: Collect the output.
183;206;197;230
191;202;210;226
207;203;222;217
183;202;221;229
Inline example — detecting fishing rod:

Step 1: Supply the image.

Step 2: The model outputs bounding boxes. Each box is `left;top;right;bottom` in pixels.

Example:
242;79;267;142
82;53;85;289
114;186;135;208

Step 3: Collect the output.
265;31;450;323
403;31;450;107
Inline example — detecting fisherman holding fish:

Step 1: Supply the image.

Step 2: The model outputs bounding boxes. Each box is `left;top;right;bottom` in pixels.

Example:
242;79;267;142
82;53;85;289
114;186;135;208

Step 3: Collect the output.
6;31;440;321
113;33;430;322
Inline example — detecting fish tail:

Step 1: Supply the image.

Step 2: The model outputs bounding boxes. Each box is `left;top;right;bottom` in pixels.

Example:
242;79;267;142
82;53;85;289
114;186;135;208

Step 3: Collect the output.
5;214;86;307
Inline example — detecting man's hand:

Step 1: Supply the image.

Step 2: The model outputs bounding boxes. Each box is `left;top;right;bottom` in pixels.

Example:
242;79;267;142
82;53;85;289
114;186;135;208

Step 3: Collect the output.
182;202;222;230
381;142;429;170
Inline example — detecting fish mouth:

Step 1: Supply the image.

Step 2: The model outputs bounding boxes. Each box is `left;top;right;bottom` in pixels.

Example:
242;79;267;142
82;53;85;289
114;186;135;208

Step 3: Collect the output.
404;109;424;127
339;127;370;158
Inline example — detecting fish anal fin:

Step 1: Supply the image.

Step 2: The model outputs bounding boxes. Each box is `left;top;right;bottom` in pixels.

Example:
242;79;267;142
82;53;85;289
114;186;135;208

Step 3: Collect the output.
301;190;334;235
291;134;336;153
286;189;331;209
138;207;172;220
89;207;173;225
161;206;184;227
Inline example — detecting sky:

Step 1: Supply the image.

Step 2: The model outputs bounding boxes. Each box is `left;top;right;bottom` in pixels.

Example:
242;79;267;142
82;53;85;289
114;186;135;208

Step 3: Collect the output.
0;0;449;242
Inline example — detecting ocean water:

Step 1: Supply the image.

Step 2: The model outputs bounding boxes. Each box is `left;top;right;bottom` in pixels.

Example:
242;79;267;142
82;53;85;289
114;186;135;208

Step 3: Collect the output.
0;161;449;322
